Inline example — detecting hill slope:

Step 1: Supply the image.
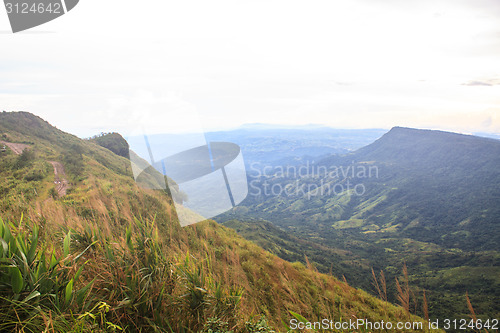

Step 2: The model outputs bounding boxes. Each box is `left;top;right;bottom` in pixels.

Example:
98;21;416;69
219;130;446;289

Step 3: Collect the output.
0;112;430;332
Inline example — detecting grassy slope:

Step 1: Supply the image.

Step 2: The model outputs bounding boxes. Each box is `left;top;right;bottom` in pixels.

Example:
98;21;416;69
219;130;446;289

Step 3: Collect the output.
221;218;500;321
0;112;433;332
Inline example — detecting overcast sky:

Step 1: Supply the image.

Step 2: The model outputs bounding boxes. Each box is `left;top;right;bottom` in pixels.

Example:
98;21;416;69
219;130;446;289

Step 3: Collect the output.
1;0;499;137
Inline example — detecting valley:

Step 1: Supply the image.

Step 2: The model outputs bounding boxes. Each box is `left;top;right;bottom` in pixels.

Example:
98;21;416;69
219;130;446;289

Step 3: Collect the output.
216;127;500;321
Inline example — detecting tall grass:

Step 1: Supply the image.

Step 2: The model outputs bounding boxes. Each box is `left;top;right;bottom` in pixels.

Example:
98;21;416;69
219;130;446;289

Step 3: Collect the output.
395;263;410;315
0;216;95;331
1;212;438;332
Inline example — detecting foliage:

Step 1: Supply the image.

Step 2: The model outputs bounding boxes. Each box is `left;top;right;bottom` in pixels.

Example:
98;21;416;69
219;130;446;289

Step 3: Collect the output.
245;317;275;332
13;148;35;169
0;216;95;331
90;132;130;159
63;144;85;178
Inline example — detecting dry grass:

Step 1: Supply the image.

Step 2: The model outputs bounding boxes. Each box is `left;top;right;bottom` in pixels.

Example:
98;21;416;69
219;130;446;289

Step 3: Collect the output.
395;263;411;315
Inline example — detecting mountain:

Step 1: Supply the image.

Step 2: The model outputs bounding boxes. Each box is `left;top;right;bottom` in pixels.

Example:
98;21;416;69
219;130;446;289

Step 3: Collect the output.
234;126;500;250
237;123;329;130
474;132;500;141
0;112;429;332
319;126;500;251
218;126;500;320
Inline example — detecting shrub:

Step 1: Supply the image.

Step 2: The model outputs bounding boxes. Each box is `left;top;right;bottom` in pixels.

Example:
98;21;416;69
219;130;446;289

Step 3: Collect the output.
63;144;85;177
202;317;233;333
245;317;276;333
13;149;34;169
49;186;58;199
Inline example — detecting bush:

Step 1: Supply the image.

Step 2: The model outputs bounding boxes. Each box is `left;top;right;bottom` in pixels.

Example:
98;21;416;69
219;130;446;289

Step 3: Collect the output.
13;149;34;169
202;317;233;333
63;144;85;177
245;317;276;333
23;161;49;181
49;186;58;199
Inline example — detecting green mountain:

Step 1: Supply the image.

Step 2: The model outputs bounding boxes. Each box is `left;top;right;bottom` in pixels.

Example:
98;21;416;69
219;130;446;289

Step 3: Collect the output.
319;126;500;251
0;112;431;332
219;126;500;320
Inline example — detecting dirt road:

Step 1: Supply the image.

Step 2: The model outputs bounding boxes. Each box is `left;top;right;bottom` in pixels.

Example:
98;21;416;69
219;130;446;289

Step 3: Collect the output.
0;140;69;197
0;140;30;155
49;161;70;197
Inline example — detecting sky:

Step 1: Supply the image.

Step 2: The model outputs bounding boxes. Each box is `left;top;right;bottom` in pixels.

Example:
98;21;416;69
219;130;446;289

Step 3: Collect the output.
1;0;500;137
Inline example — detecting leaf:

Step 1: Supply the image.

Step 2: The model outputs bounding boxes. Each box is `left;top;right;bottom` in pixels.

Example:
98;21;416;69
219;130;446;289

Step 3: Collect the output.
74;260;88;282
49;252;59;270
23;290;41;303
281;319;291;331
7;232;16;253
35;253;47;282
74;241;98;262
289;310;308;323
16;235;28;258
0;217;4;237
63;231;71;257
27;226;39;263
0;238;8;254
3;221;12;243
11;266;24;294
76;278;95;306
65;278;74;305
16;239;28;270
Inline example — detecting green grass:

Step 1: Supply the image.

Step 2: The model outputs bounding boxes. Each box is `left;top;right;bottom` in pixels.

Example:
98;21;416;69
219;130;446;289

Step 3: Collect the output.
332;219;364;229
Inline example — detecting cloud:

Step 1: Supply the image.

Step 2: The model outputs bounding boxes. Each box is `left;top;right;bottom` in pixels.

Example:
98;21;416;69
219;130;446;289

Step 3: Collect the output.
462;79;500;86
1;0;500;136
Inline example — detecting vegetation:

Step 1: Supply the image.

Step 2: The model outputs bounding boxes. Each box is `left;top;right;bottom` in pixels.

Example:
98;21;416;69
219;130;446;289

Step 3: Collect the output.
89;132;130;159
0;213;429;332
0;112;436;331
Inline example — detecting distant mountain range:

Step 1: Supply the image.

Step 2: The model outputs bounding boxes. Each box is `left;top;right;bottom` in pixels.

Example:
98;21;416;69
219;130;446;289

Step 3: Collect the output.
474;132;500;140
206;127;388;167
126;126;387;171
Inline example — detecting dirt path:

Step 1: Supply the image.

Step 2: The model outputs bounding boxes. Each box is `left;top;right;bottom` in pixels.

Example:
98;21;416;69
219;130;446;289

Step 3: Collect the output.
49;161;70;197
0;140;69;197
0;140;30;155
